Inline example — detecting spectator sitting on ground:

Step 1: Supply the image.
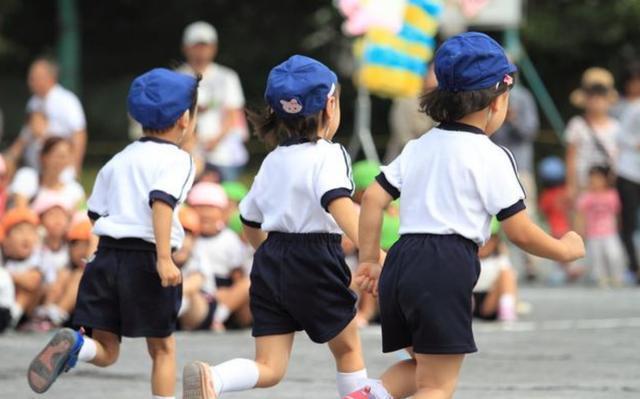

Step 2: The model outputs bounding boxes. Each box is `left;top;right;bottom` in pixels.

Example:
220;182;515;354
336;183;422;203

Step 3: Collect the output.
1;208;41;327
179;21;249;181
10;137;85;210
7;57;87;176
0;252;14;334
576;166;627;287
31;213;93;329
565;68;619;201
474;218;518;322
185;182;251;330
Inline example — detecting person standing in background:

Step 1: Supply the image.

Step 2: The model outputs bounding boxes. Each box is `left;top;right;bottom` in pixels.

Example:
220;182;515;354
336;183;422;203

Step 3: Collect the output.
611;61;640;119
615;63;640;282
179;21;249;181
7;58;87;177
565;68;619;201
491;82;540;280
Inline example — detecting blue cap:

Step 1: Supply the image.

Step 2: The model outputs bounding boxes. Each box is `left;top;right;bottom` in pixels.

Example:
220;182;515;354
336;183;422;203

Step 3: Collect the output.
434;32;517;92
128;68;198;130
538;156;566;182
265;55;338;119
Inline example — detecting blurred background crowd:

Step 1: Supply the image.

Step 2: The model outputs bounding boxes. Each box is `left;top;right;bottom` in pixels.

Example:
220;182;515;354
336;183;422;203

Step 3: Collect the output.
0;0;639;334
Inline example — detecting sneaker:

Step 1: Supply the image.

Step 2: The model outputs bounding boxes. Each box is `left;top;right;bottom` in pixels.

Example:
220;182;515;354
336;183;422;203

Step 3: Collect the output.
183;361;217;399
27;328;84;393
343;386;372;399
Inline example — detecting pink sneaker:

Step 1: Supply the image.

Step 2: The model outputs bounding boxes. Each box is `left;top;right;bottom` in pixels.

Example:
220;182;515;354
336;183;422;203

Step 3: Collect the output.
183;361;217;399
343;386;372;399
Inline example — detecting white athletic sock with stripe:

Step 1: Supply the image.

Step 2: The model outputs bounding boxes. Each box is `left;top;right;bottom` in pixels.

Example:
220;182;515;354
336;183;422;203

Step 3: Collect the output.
337;369;368;397
210;358;259;395
78;337;97;362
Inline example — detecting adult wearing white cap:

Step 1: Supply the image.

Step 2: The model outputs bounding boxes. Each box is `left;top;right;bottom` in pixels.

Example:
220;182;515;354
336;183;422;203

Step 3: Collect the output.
179;21;248;181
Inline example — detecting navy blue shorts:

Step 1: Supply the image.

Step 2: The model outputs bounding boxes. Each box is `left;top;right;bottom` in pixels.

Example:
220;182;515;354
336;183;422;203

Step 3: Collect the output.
379;234;480;354
73;237;182;338
250;232;357;343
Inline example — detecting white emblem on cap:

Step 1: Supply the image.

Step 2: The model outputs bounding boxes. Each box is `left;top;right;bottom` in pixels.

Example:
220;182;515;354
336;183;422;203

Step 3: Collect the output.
280;98;303;114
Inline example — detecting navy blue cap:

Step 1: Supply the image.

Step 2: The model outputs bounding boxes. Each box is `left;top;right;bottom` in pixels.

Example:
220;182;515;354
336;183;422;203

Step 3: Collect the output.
265;55;338;119
434;32;517;92
128;68;198;130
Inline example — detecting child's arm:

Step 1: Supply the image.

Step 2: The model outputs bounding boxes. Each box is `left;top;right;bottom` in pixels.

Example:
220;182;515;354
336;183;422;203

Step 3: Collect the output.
353;182;393;295
10;269;42;291
243;226;267;250
501;211;584;262
328;197;360;247
152;201;182;287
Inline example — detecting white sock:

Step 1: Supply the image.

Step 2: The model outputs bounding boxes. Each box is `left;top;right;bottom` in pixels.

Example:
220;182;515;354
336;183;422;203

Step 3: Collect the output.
210;358;260;395
337;369;368;397
78;336;98;362
213;304;231;324
152;396;174;399
366;379;393;399
10;303;23;326
499;294;516;310
178;296;190;317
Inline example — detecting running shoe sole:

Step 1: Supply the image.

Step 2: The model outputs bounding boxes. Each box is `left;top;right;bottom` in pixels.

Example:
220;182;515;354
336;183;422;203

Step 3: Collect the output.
183;361;217;399
27;328;78;393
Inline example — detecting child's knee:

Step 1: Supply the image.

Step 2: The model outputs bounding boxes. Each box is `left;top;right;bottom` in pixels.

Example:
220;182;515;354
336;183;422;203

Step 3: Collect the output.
146;337;176;359
95;341;120;367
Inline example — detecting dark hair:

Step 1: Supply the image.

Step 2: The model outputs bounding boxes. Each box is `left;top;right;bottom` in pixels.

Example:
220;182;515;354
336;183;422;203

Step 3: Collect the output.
419;74;515;123
621;61;640;86
40;136;72;158
143;73;202;135
247;85;341;146
588;164;611;179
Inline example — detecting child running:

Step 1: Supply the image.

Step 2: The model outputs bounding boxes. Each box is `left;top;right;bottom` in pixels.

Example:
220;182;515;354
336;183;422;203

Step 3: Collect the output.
345;32;585;399
27;68;199;399
182;55;375;399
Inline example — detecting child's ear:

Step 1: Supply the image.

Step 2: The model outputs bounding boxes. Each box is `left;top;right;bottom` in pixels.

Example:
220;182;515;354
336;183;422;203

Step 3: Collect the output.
490;91;509;113
325;96;337;120
177;110;190;129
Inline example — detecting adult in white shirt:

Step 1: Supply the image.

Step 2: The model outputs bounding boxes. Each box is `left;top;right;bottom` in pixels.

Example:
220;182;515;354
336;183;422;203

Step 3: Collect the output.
7;58;87;175
178;21;249;181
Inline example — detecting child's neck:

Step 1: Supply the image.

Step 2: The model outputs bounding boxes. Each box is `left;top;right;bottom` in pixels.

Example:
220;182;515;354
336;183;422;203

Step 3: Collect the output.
147;129;182;145
45;236;64;251
455;113;489;134
584;112;609;125
41;172;61;188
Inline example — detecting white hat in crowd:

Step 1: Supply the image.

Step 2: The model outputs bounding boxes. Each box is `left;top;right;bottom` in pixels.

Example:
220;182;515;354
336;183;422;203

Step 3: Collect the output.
183;21;218;46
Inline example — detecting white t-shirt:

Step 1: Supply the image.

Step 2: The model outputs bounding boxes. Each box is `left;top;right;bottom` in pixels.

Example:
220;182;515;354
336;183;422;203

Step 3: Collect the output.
239;139;354;234
23;84;86;169
3;253;40;275
179;63;248;167
88;137;196;249
379;124;526;245
0;267;14;309
182;229;246;295
9;167;85;209
617;101;640;183
37;244;70;284
564;116;619;188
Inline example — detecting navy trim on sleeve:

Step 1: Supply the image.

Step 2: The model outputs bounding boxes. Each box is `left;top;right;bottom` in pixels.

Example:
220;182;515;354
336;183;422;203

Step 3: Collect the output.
321;187;352;212
498;146;527;198
239;215;262;229
496;199;526;221
375;173;400;200
87;210;101;221
177;156;194;201
338;144;355;193
149;190;178;209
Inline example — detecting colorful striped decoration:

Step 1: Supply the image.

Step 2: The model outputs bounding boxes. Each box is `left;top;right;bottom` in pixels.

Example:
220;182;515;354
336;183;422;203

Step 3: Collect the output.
357;0;442;98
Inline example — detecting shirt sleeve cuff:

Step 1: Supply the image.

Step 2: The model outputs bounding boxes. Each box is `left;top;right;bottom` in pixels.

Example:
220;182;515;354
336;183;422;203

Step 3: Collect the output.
149;190;178;209
239;215;262;229
375;173;400;200
496;199;526;221
87;210;101;221
320;188;352;212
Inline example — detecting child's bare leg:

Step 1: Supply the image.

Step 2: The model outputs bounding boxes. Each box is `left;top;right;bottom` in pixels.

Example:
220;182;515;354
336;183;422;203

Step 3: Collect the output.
146;335;176;397
215;277;250;312
89;329;120;367
380;347;417;398
328;318;368;396
254;333;295;387
56;270;83;314
413;354;464;399
480;269;518;317
179;292;210;330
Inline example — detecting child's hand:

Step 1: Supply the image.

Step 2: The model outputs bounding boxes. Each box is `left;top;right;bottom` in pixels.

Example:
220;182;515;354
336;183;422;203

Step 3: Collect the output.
355;262;382;297
560;231;585;262
157;256;182;287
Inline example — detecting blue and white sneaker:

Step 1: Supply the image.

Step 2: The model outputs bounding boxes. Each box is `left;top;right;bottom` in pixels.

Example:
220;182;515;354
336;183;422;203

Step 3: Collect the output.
27;328;84;393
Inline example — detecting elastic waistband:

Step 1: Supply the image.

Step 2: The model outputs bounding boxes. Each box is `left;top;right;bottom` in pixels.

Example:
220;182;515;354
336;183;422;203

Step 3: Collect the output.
268;232;341;243
400;233;478;251
98;236;156;252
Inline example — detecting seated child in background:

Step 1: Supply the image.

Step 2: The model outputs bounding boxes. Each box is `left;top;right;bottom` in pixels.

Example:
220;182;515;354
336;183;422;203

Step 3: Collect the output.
576;166;627;287
474;218;518;322
185;182;251;330
538;156;583;281
32;213;94;329
0;254;15;333
1;207;41;326
223;183;255;278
